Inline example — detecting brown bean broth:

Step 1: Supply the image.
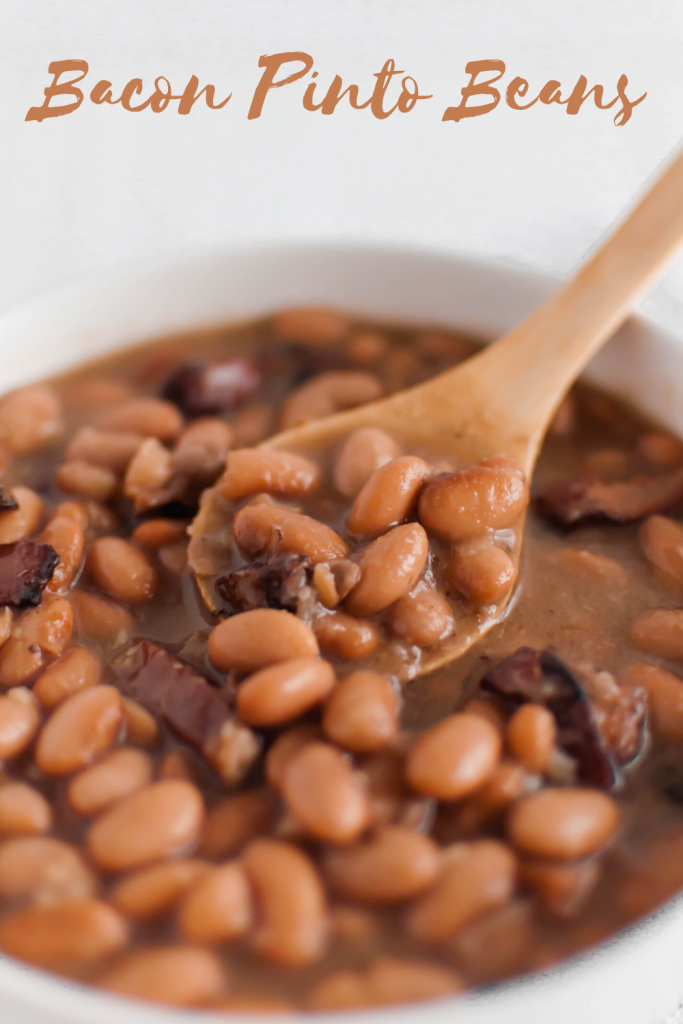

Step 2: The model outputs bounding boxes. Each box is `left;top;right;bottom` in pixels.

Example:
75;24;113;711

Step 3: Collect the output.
2;313;683;1007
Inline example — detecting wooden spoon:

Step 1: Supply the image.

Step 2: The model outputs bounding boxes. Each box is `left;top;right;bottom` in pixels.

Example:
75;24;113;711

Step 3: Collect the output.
193;149;683;679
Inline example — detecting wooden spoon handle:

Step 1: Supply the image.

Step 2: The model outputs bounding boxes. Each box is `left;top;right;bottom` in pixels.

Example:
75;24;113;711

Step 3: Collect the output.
448;146;683;465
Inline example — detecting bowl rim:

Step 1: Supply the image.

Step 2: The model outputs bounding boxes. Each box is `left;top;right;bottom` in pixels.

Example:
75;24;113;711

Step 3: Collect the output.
0;241;682;1024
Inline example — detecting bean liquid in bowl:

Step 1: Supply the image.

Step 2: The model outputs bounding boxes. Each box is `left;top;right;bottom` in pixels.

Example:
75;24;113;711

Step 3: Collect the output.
0;307;683;1012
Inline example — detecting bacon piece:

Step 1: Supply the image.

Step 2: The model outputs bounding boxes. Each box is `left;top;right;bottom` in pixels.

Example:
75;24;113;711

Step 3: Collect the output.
217;553;313;615
538;466;683;526
0;488;18;511
480;648;646;789
162;358;262;416
113;640;259;785
0;540;59;608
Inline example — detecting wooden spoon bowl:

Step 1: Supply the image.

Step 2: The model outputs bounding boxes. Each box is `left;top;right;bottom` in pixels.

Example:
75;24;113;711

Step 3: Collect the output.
191;147;683;679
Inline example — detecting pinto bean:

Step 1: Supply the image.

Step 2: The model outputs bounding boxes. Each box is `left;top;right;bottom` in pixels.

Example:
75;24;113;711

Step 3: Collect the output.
242;838;329;967
346;331;390;364
419;458;528;541
232;404;274;447
551;547;629;586
506;704;556;774
582;448;630;477
282;742;370;843
0;385;63;454
35;685;123;775
65;427;144;472
57;461;117;502
630;608;683;660
265;723;322;791
406;713;501;800
157;542;187;575
0;900;127;971
639;515;683;592
0;638;42;687
177;862;253;942
0;782;51;835
331;905;380;945
322;670;400;752
87;780;204;871
173;418;233;479
0;835;94;902
453;760;531;832
66;377;133;406
70;590;133;643
124;437;173;502
209;608;319;674
99;946;226;1006
620;663;683;742
68;747;153;815
199;790;278;859
111;859;210;918
97;397;183;441
347;456;430;537
388;586;455;647
122;697;159;747
323;826;440;904
273;306;350;346
33;646;101;709
345;523;429;617
334;428;401;499
89;537;157;604
0;607;11;648
507;788;619;860
519;858;600;917
234;504;349;564
313;560;362;608
0;688;40;758
637;433;683;467
282;372;382;429
446;538;517;604
0;597;73;686
0;486;44;544
132;518;188;551
82;500;118;533
406;840;517;943
40;516;84;594
159;750;197;783
313;612;379;660
220;449;320;502
237;658;336;727
307;957;462;1010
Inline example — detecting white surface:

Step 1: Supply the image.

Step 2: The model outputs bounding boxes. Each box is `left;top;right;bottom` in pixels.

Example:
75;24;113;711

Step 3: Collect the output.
2;247;683;1024
1;0;683;337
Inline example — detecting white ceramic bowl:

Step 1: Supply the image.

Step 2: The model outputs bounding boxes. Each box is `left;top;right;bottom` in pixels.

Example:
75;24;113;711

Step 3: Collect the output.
1;245;683;1024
